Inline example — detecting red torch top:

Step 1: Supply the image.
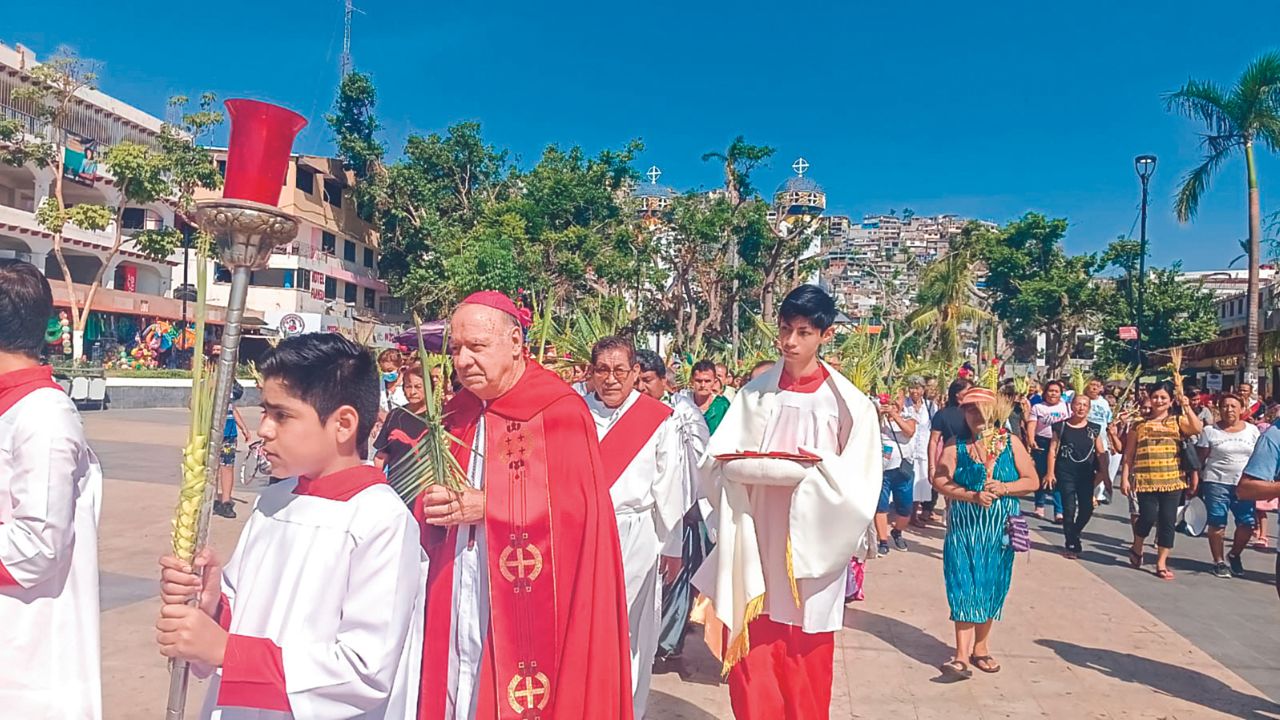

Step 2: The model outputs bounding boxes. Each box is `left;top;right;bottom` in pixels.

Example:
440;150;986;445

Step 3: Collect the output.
221;99;307;207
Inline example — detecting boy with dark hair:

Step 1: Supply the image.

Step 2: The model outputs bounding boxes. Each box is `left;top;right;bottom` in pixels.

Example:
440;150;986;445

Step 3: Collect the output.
158;333;425;719
695;284;880;720
0;260;103;719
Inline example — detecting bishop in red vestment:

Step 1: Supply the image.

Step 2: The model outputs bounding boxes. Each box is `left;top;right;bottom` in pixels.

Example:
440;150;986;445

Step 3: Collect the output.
416;292;633;720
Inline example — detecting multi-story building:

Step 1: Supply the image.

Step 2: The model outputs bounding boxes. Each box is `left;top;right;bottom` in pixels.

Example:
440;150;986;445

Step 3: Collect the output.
186;152;407;348
820;213;987;319
0;41;249;360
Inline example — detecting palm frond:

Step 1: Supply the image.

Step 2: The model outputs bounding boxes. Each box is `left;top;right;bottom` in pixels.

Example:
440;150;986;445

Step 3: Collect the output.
1164;78;1236;136
1234;51;1280;125
1174;145;1234;222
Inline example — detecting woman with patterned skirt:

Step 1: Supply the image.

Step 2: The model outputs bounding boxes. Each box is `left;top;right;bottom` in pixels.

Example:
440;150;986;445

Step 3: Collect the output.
932;387;1040;680
1120;380;1204;581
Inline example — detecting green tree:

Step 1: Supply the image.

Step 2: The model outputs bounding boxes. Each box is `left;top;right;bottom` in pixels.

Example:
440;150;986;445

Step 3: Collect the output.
1095;239;1219;367
374;122;513;314
3;49;222;359
1165;52;1280;385
970;213;1102;376
909;245;991;363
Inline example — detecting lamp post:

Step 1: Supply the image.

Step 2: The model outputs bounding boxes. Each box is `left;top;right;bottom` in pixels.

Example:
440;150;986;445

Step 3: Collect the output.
1134;154;1157;367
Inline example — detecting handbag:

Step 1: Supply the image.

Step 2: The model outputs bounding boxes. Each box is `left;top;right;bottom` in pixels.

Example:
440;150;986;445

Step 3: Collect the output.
1005;514;1032;553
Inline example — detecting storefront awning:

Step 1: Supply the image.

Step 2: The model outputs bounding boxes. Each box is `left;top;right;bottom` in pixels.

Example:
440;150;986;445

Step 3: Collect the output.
51;283;265;326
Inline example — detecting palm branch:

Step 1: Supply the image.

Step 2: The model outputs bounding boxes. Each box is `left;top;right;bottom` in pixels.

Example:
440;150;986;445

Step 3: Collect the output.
386;316;469;502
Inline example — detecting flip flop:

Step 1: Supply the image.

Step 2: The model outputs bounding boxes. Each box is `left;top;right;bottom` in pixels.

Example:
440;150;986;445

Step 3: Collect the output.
1063;548;1078;560
1128;548;1143;569
970;655;1002;674
939;659;972;682
1156;567;1175;581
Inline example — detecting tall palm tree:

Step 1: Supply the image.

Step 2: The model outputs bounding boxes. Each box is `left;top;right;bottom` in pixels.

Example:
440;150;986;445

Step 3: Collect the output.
908;250;991;363
1165;52;1280;385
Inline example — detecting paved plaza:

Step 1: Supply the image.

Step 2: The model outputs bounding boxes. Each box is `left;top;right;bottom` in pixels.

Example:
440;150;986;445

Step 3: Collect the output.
88;408;1280;719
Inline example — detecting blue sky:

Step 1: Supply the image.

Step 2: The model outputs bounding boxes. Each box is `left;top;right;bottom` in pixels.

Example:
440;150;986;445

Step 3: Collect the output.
7;1;1279;270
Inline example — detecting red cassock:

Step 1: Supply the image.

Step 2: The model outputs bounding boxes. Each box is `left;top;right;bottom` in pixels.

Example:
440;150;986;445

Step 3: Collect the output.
416;360;634;720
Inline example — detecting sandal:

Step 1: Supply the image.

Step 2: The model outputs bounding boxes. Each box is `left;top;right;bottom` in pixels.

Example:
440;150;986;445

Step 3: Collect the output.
1128;548;1143;569
970;654;1002;673
939;659;972;682
1156;567;1175;581
1063;548;1078;560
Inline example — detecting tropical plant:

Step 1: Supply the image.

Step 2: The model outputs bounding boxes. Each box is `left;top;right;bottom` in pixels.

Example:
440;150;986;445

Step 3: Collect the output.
1165;51;1280;385
908;248;990;363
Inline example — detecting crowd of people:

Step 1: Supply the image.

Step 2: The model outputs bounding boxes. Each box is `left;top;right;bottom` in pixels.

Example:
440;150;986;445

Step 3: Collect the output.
4;250;1280;719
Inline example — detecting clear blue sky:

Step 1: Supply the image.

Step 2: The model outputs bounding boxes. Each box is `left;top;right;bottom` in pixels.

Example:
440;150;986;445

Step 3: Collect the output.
7;1;1279;270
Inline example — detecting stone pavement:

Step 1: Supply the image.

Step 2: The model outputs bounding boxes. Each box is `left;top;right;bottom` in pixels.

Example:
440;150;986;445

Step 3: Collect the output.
85;409;1280;719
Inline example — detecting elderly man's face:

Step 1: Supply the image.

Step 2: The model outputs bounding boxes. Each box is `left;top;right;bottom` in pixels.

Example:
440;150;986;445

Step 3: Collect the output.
449;304;524;400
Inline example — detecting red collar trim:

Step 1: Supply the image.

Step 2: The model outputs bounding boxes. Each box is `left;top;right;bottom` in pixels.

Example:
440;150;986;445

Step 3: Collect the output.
779;364;829;394
0;365;56;392
294;464;387;501
0;365;62;416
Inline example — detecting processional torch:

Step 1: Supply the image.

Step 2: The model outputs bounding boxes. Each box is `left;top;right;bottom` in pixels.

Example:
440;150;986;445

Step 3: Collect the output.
164;99;306;720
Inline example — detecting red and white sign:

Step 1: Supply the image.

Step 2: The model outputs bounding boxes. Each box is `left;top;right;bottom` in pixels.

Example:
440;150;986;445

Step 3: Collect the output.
1118;326;1138;341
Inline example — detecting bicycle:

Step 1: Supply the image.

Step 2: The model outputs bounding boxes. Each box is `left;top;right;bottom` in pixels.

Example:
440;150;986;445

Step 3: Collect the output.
238;439;273;487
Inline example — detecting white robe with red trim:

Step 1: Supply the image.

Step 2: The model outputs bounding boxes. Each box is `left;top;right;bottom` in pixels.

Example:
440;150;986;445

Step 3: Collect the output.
584;390;688;720
199;475;426;719
694;363;881;646
0;386;102;720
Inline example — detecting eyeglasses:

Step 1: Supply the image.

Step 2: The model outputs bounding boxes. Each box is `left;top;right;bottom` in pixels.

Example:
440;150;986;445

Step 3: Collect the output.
592;367;634;380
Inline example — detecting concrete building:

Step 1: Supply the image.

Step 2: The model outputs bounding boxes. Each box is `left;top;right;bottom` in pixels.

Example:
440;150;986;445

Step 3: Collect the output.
0;40;244;361
184;152;407;348
821;212;989;319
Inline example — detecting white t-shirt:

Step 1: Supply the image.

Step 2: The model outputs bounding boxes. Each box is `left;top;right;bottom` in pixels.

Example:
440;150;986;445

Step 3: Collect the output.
880;418;913;471
1031;401;1069;440
1196;423;1261;486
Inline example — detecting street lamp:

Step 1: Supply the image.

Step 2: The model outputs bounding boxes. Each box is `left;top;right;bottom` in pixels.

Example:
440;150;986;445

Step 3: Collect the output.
1134;154;1157;366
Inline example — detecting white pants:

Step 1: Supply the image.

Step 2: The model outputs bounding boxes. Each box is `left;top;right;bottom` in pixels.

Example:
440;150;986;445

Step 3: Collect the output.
1098;452;1122;500
911;458;932;504
615;509;661;719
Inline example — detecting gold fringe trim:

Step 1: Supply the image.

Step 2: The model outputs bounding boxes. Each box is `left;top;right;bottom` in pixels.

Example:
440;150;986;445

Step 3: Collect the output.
720;594;766;677
785;537;801;609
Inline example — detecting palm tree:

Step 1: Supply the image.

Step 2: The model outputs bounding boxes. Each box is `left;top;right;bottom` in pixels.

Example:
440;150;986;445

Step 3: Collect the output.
908;250;991;363
1165;52;1280;385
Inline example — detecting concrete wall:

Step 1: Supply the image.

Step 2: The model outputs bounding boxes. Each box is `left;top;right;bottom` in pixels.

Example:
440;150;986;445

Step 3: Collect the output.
88;378;261;410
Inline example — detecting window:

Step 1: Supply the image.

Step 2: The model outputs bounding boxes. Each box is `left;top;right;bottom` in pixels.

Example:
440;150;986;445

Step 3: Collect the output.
363;247;374;268
324;276;337;300
321;232;336;254
344;282;357;304
323;179;342;209
121;207;147;230
295;166;316;194
214;263;232;283
297;270;310;291
343;239;356;262
216;159;226;177
364;288;375;309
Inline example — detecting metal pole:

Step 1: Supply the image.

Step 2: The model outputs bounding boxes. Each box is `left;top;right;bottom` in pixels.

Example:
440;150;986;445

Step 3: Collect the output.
181;235;190;326
1136;175;1149;367
163;267;251;720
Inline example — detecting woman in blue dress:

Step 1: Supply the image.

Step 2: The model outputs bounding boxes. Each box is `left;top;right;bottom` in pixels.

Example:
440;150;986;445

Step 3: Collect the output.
932;386;1040;680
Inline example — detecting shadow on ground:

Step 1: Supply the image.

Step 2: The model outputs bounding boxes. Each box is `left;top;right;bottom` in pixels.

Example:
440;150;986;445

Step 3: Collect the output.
844;607;952;671
652;626;724;688
1036;638;1280;720
647;690;726;720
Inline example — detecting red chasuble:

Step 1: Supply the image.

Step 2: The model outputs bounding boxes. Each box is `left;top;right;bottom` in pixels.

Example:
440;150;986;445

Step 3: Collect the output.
416;360;634;720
